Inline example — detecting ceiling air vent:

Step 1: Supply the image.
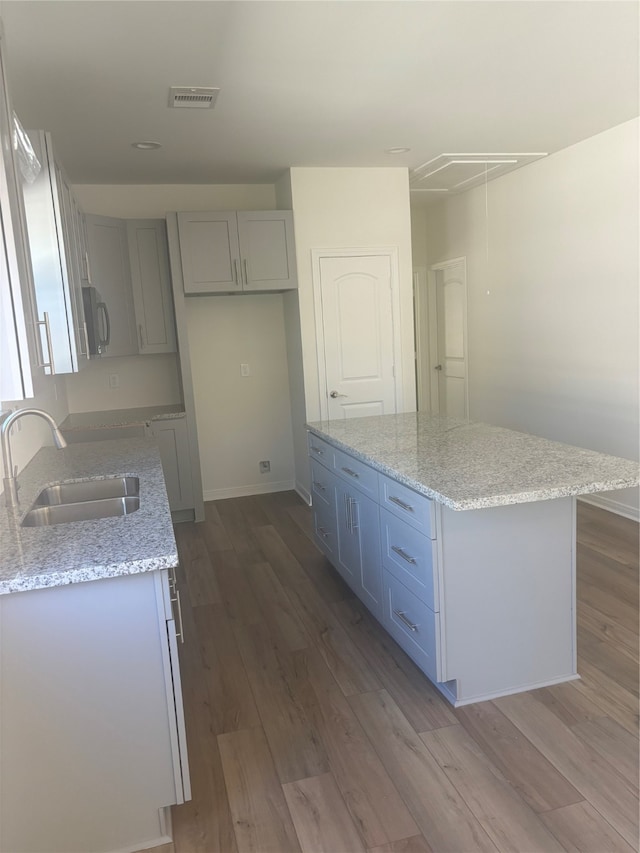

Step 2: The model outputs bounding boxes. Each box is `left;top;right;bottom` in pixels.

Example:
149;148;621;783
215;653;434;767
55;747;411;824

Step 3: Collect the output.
169;87;220;109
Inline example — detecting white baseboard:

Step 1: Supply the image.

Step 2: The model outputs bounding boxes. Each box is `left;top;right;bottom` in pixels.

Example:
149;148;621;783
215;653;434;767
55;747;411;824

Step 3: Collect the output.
296;482;312;506
203;480;295;501
578;494;639;522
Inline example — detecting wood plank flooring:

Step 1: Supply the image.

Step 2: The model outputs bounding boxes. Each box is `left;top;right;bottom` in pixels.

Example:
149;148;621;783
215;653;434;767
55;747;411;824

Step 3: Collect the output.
165;494;638;853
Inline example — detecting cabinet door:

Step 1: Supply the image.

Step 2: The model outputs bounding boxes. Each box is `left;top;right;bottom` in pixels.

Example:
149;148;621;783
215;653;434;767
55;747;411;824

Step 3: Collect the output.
177;211;240;294
22;131;82;375
0;30;36;399
151;417;194;512
335;482;382;615
84;213;138;357
237;210;297;291
55;162;90;366
127;220;176;354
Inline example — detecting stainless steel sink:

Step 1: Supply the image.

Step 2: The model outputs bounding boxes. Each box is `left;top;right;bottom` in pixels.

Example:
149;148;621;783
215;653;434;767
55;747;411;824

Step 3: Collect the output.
22;496;140;527
33;476;140;506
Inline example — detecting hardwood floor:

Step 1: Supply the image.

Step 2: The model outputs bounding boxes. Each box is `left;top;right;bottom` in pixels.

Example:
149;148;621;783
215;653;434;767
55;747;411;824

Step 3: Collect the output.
165;494;638;853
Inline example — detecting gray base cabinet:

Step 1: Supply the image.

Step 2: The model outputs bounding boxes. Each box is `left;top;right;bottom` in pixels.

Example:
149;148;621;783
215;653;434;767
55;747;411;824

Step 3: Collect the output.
308;430;577;707
0;569;190;853
149;416;195;513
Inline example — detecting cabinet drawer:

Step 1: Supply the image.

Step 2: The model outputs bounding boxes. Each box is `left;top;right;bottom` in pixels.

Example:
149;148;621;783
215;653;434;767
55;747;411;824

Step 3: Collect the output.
382;570;441;683
308;432;334;465
312;499;337;562
379;473;435;539
381;508;439;610
332;446;378;499
310;458;334;510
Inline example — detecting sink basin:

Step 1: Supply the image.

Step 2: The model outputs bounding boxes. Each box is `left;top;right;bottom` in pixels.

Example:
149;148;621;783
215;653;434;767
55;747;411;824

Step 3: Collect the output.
33;476;140;506
22;496;140;527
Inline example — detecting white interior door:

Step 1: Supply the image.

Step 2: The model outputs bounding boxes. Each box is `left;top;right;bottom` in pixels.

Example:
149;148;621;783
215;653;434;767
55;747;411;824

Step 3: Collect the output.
431;259;468;418
316;252;398;420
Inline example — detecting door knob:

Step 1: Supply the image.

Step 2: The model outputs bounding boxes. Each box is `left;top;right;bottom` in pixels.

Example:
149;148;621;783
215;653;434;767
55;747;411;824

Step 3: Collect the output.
434;364;443;371
330;390;347;398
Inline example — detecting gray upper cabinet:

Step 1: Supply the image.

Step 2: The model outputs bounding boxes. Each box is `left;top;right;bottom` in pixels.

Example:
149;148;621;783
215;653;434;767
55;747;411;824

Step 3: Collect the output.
177;211;240;293
126;220;176;354
84;214;138;358
22;131;89;375
177;210;297;295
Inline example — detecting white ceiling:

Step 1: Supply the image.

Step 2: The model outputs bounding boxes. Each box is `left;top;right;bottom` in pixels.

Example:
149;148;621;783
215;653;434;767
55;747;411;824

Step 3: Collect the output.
1;1;638;189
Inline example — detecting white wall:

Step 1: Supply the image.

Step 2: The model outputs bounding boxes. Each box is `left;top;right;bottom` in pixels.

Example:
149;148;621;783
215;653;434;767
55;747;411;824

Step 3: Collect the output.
186;294;295;499
1;371;68;483
287;167;416;495
64;354;181;413
421;118;639;518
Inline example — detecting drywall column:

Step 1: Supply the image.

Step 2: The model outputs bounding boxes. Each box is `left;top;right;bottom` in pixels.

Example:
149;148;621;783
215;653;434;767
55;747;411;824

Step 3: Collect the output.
286;167;416;497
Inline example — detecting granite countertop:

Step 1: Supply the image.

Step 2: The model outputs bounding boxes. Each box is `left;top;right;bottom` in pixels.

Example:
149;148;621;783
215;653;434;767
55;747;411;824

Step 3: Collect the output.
0;438;178;595
61;404;185;431
307;413;640;511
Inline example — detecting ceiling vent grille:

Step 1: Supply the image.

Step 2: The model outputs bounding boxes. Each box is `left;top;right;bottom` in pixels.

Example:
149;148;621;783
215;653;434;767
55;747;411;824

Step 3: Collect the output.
169;87;220;109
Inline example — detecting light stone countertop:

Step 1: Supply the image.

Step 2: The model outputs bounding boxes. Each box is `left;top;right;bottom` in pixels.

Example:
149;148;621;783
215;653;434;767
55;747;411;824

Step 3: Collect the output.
61;405;185;431
307;413;640;511
0;438;178;595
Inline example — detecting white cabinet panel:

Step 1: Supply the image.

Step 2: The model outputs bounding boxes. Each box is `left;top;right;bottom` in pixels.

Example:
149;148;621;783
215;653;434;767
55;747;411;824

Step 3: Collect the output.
178;210;297;294
0;571;189;852
127;219;177;354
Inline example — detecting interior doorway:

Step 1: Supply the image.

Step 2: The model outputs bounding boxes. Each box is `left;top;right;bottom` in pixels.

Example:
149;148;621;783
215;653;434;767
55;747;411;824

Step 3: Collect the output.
414;257;468;417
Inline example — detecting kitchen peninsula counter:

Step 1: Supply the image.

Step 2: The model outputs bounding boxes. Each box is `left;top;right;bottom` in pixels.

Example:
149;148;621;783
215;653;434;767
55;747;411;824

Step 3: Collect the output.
307;412;639;510
0;437;177;595
306;413;638;707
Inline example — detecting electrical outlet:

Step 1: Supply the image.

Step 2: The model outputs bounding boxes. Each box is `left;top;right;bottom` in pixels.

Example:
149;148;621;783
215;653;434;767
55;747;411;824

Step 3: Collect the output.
259;460;270;473
240;363;250;377
108;373;120;390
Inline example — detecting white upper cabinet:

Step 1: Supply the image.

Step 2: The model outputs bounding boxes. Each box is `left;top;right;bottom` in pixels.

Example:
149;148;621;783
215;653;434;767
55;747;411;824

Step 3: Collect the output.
126;219;176;354
84;213;138;358
21;130;89;375
177;210;297;295
0;27;36;400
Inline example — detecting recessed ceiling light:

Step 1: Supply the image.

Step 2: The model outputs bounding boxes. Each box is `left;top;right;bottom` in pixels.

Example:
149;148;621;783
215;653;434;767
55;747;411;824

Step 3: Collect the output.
132;141;162;150
386;147;411;154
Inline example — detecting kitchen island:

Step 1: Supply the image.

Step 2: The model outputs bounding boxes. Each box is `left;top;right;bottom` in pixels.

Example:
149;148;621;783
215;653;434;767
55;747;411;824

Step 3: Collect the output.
0;439;190;853
307;413;639;706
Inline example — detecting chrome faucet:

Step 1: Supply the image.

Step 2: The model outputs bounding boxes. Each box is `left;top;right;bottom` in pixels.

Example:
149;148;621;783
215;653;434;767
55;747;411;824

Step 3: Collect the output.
1;408;67;507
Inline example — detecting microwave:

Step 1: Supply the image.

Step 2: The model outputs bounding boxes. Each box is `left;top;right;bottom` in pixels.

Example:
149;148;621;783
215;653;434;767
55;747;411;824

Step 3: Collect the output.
82;286;111;356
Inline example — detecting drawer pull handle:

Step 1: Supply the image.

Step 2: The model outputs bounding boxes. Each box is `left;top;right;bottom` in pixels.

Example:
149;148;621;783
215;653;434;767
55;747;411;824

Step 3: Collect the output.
317;526;330;539
393;609;419;633
342;466;360;479
391;545;417;565
389;495;414;513
313;481;326;492
171;589;185;644
311;445;324;455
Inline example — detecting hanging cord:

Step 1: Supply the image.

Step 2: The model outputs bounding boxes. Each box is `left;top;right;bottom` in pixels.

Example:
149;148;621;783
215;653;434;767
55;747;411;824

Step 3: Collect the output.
485;162;491;295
